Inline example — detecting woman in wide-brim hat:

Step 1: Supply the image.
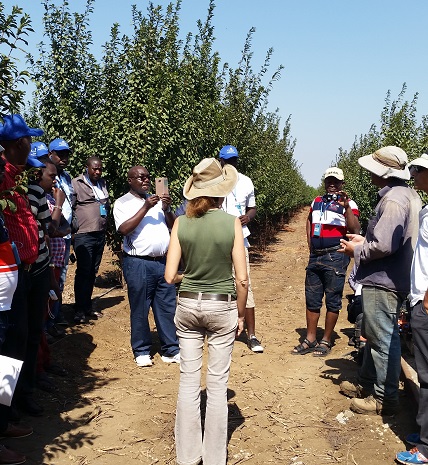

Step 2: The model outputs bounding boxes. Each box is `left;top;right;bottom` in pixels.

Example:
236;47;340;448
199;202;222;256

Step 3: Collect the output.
165;157;248;465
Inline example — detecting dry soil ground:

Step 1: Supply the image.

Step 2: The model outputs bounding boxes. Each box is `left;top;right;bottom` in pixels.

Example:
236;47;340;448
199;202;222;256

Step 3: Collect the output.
3;207;418;465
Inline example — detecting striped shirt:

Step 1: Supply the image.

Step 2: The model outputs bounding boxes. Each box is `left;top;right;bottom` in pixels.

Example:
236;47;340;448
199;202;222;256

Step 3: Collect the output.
309;196;359;250
0;158;39;264
27;182;51;275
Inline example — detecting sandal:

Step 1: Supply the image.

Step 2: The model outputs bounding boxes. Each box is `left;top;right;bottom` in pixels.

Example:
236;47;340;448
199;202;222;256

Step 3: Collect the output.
292;338;318;355
313;339;332;357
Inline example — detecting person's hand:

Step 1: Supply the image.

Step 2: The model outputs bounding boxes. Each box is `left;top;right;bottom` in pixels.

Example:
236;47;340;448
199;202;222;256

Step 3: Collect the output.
423;290;428;314
144;194;159;210
52;186;66;207
236;316;245;338
339;233;365;256
239;214;250;226
337;190;350;209
160;194;172;211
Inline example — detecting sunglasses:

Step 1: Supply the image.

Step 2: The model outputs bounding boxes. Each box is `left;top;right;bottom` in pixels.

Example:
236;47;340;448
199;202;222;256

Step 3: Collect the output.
412;165;427;173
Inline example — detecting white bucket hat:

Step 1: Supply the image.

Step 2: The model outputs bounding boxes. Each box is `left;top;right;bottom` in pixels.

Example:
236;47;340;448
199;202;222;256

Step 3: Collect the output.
358;146;410;180
408;153;428;170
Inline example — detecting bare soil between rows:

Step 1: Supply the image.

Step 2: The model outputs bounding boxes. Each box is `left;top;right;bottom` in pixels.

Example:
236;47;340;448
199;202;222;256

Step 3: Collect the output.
4;207;418;465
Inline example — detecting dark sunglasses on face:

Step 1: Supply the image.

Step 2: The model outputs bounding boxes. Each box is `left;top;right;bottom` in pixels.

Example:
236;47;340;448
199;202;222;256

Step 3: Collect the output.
412;165;427;173
130;175;150;181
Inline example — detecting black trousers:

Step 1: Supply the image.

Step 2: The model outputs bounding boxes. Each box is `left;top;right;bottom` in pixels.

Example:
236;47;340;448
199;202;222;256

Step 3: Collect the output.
411;301;428;457
73;231;106;314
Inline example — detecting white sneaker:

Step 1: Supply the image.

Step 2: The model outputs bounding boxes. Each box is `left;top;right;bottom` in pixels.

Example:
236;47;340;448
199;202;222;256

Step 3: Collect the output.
135;354;153;367
161;353;180;364
248;336;264;353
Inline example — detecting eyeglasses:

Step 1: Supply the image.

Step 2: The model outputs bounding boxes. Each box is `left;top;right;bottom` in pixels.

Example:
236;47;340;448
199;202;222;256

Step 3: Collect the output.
412;165;427;173
129;174;150;181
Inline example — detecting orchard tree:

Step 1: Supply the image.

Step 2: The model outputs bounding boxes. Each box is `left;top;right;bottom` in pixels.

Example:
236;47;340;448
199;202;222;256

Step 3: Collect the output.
0;3;33;116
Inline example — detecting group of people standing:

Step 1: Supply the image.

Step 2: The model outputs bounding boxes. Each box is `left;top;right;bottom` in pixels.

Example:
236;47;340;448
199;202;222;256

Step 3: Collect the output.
6;111;428;465
0;113;264;465
0;115;112;464
295;146;428;465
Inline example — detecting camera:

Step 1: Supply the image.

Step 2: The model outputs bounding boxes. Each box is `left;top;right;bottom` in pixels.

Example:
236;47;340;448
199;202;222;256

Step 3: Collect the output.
323;193;342;202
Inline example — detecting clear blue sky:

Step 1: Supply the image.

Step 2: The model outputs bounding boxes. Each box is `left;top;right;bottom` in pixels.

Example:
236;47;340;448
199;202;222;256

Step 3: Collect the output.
13;0;428;186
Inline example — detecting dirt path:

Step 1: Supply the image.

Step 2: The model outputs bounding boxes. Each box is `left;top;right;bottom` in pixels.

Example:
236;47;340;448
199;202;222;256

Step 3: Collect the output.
5;208;417;464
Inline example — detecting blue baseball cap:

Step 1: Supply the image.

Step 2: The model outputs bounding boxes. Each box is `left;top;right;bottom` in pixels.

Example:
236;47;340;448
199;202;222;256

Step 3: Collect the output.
49;138;70;152
219;145;239;159
0;115;44;141
30;142;49;158
27;153;45;168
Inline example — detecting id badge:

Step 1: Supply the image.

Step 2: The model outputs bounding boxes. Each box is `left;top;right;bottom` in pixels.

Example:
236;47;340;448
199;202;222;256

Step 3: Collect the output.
11;242;21;265
99;204;107;217
313;223;321;237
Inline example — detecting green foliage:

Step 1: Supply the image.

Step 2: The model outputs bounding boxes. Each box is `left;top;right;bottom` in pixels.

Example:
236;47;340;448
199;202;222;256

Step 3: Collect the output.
0;3;33;116
26;0;313;250
335;84;428;231
0;168;33;213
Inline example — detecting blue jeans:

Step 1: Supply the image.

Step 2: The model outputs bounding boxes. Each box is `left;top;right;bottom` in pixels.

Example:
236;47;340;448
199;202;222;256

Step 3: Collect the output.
174;296;238;465
359;286;403;404
74;231;106;314
122;255;178;357
305;251;350;312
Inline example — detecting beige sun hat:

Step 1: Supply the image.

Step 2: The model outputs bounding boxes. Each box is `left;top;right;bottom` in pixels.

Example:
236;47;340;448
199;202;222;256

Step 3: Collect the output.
183;158;238;200
358;146;410;180
408;153;428;170
324;167;344;181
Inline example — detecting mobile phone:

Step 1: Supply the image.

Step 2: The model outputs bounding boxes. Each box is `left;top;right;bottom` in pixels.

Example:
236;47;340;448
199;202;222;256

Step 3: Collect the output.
155;177;169;196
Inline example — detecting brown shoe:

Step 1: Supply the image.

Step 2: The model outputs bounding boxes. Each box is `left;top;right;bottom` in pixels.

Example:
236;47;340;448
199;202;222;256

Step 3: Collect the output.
0;423;33;439
0;444;26;464
350;395;398;416
339;380;371;398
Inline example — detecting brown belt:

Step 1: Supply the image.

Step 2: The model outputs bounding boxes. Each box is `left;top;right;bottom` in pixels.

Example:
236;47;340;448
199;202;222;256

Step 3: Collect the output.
179;291;236;302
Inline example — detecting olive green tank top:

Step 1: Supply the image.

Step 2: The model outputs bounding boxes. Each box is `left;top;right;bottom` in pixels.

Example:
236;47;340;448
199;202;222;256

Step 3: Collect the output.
178;209;236;295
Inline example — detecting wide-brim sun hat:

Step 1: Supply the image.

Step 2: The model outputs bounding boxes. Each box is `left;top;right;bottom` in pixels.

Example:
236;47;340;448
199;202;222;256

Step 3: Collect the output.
408;153;428;170
358;146;410;180
183;157;238;200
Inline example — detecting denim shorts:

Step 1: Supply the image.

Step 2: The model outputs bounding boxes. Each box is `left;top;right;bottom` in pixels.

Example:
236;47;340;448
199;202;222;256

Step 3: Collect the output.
305;251;350;313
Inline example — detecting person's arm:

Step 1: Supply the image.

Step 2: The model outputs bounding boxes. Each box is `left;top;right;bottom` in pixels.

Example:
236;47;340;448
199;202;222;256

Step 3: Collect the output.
51;214;71;237
161;194;176;229
117;195;159;236
358;200;407;263
338;192;360;233
232;217;248;337
306;211;312;250
239;206;256;226
47;187;66;236
165;218;184;284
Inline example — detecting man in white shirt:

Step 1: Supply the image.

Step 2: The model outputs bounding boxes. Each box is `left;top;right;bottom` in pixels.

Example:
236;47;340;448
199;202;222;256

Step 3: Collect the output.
396;153;428;465
113;166;180;367
219;145;263;353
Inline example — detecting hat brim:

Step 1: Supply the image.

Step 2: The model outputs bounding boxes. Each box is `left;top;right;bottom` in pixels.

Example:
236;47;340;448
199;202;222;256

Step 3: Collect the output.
219;154;239;160
358;154;410;180
27;157;45;168
183;165;238;200
28;128;44;138
408;156;428;170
